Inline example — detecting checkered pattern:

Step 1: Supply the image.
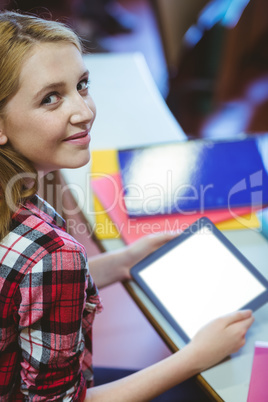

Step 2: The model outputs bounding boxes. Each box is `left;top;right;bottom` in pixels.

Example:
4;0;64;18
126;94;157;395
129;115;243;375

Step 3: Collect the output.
0;196;102;401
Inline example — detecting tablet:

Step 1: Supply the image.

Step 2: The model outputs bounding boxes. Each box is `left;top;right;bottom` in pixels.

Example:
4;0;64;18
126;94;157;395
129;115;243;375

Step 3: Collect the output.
131;217;268;343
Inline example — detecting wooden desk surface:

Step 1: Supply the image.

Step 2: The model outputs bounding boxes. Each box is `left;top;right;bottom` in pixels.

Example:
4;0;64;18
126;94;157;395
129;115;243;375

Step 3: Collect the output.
61;52;268;402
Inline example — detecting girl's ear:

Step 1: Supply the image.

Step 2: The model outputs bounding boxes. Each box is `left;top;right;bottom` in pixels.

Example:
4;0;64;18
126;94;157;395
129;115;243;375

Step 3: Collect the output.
0;134;7;145
0;120;8;145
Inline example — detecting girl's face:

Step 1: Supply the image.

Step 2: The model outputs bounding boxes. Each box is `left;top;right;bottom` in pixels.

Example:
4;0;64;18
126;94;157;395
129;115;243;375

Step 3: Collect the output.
0;42;96;175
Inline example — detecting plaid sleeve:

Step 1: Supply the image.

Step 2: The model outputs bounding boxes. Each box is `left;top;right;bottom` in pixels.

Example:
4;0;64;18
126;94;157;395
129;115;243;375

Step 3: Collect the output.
81;266;103;387
17;239;94;401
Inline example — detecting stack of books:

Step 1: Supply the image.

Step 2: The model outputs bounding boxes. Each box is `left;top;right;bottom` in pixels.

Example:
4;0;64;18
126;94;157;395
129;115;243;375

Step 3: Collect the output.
91;136;268;244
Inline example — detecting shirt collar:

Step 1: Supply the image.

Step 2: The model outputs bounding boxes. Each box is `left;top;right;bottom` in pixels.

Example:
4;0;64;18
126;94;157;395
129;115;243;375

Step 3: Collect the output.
23;194;66;230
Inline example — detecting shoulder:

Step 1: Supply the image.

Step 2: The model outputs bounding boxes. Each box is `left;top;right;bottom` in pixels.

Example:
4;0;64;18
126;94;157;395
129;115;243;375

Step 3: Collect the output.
0;198;87;276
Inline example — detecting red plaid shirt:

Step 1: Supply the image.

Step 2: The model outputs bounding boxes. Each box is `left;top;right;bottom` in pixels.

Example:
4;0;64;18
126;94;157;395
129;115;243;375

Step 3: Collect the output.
0;196;102;401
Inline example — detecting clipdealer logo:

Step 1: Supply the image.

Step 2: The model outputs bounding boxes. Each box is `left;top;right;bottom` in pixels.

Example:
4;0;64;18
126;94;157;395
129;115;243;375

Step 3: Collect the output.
228;170;264;230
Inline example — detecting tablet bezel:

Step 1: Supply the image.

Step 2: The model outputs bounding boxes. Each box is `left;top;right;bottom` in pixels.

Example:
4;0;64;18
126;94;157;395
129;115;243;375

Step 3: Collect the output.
130;217;268;343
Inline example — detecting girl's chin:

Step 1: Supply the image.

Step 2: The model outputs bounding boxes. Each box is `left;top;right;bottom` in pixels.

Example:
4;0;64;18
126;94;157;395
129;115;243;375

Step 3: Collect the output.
70;155;91;169
61;151;91;170
36;154;91;175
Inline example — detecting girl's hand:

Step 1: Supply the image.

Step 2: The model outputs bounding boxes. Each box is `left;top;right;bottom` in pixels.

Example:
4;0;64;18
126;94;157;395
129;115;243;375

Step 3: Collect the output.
85;309;254;402
186;309;254;372
120;232;180;281
88;232;179;288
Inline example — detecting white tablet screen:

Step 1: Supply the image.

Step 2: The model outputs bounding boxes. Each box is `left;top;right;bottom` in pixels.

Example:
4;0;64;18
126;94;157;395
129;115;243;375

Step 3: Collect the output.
139;226;267;340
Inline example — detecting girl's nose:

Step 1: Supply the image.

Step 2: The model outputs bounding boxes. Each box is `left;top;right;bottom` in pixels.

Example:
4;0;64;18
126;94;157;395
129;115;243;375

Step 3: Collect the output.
70;94;96;126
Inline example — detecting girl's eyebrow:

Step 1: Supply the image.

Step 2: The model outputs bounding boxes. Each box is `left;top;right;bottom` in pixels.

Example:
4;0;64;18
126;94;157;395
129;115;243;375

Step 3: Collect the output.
34;81;65;101
33;69;90;101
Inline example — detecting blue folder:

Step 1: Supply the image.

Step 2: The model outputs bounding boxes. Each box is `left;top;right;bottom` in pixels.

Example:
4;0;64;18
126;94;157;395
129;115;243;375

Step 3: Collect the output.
118;136;268;217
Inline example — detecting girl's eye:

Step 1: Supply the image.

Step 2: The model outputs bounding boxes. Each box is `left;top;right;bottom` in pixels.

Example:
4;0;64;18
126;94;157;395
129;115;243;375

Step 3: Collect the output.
41;93;60;105
77;79;89;92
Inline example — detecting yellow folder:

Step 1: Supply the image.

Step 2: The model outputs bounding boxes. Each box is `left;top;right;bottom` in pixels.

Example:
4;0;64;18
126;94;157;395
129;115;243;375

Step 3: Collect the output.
91;150;120;239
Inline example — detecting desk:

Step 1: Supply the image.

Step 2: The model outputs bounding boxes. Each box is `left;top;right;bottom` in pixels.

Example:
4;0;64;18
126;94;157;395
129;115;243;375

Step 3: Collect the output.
61;52;268;402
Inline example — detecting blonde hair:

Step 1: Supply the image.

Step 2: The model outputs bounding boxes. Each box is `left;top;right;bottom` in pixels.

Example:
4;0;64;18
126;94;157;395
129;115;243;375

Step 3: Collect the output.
0;11;82;240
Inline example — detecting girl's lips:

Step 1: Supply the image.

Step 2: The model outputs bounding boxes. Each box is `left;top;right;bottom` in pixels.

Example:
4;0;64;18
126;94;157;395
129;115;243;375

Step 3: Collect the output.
64;131;91;146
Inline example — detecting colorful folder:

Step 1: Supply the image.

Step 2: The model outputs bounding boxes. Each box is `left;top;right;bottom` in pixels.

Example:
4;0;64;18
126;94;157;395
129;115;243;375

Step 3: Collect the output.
90;147;261;242
91;172;260;244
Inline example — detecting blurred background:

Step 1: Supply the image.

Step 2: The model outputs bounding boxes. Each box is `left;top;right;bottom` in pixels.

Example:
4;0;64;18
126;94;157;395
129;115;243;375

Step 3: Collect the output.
1;0;268;139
